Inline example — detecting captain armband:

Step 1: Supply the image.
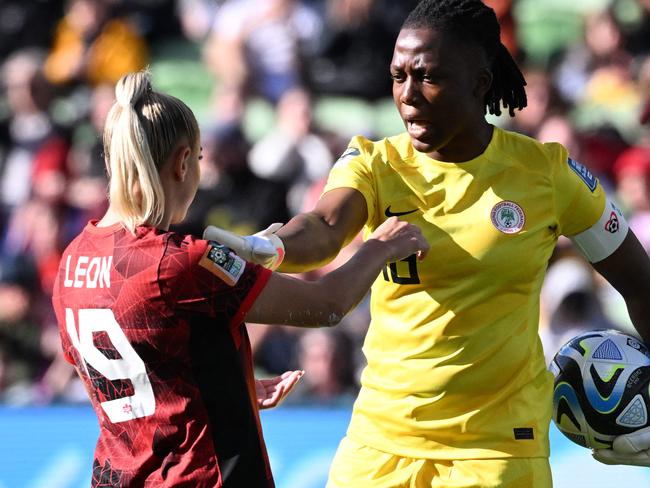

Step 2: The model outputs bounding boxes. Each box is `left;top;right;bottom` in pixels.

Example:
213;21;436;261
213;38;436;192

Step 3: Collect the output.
569;197;629;263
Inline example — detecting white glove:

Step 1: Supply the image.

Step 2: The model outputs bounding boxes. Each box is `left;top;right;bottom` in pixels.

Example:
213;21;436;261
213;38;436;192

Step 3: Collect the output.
203;223;285;270
592;426;650;467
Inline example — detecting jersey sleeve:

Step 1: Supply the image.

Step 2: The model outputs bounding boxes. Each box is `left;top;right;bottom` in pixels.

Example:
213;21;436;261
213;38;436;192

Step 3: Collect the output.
159;234;272;330
547;142;606;237
322;135;377;225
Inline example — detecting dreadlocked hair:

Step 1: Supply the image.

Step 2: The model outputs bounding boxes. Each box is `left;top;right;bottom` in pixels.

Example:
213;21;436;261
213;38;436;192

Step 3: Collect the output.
403;0;527;116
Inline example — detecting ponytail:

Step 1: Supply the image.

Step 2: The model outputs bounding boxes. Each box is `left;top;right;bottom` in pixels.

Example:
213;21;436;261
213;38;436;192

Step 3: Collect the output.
103;71;199;232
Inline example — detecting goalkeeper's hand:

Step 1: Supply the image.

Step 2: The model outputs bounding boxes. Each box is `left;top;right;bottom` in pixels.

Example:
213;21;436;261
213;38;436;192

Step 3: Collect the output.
592;426;650;467
203;223;285;270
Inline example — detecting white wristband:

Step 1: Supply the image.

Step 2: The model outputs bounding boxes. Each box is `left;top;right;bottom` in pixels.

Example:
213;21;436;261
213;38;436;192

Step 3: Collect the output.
569;197;628;263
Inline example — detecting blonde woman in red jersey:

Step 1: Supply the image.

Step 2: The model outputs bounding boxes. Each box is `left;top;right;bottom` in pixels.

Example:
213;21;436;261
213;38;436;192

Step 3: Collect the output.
51;71;428;488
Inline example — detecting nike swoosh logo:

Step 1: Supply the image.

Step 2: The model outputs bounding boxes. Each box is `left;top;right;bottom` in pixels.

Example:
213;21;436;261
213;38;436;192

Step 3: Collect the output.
385;206;418;217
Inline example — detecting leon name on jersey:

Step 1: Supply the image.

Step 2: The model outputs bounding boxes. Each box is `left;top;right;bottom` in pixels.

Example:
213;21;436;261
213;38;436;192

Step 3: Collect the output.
63;255;113;288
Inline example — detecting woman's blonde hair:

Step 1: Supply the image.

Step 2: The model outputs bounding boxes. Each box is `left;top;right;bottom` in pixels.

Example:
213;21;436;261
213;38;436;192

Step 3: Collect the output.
103;70;199;232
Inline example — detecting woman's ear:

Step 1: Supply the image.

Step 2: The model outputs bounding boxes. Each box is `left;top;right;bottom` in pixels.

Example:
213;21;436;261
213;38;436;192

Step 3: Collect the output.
474;67;493;100
172;145;192;182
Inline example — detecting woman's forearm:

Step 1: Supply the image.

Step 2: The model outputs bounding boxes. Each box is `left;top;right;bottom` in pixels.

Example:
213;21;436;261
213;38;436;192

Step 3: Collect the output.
277;213;352;273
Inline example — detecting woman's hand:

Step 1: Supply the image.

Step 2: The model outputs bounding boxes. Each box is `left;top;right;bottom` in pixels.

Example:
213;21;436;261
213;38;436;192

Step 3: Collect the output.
255;370;304;409
367;216;429;263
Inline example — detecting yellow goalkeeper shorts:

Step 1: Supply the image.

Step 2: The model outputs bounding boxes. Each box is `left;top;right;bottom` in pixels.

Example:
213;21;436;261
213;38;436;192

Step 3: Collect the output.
326;436;552;488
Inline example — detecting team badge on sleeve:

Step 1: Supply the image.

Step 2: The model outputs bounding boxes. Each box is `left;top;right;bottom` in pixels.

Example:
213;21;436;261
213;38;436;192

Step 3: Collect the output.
568;158;598;192
199;244;245;286
333;147;360;168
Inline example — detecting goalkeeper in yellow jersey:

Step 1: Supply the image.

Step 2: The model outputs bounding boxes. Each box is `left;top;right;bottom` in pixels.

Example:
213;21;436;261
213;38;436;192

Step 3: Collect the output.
204;0;650;485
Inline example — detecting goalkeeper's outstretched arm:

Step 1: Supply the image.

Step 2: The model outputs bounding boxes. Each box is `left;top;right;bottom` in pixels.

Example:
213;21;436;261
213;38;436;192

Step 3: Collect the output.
275;188;369;273
244;216;428;327
203;188;368;273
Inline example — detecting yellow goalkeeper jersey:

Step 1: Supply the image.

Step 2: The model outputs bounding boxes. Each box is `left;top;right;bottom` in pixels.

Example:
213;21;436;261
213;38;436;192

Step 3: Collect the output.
323;126;605;459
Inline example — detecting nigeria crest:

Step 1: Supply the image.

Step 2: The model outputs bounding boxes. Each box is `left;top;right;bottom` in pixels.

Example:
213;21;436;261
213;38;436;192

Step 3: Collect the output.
491;200;525;234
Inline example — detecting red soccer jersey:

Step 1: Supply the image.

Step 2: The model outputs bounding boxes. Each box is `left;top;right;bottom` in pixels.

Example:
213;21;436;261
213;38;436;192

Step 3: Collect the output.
52;221;273;487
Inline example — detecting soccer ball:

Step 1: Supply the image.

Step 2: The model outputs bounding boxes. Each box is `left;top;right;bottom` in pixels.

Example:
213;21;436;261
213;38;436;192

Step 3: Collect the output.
549;329;650;449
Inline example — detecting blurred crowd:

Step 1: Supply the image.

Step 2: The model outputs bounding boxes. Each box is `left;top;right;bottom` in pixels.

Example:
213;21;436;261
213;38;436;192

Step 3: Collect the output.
0;0;649;406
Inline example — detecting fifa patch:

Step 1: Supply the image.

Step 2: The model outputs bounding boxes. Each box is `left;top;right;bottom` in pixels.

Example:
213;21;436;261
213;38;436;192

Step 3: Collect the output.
568;158;598;192
513;428;534;440
490;200;525;234
199;244;245;286
333;147;360;168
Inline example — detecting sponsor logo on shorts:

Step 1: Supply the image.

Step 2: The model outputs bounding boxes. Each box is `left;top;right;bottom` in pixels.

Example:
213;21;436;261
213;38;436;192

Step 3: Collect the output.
490;201;525;234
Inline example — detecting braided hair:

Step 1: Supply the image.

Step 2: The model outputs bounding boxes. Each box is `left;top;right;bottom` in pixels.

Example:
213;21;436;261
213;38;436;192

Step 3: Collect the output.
403;0;527;117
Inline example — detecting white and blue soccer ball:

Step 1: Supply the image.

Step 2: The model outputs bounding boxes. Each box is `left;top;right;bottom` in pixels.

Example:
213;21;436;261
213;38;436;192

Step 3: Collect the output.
549;329;650;449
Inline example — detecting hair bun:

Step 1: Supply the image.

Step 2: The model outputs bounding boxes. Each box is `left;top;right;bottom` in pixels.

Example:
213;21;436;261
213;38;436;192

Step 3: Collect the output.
115;71;152;109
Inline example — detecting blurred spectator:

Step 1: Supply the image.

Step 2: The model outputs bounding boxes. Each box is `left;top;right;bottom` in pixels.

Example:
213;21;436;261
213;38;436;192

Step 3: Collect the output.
578;125;629;187
252;324;301;376
2;199;64;296
307;0;417;100
44;0;148;87
0;49;67;219
508;69;568;137
539;257;617;364
637;55;650;124
620;0;650;58
485;0;517;56
612;144;650;252
248;88;333;214
172;123;290;237
177;0;219;43
0;261;47;405
0;0;64;62
285;328;357;405
116;0;183;45
555;9;632;105
204;0;322;123
535;113;580;156
61;82;111;240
